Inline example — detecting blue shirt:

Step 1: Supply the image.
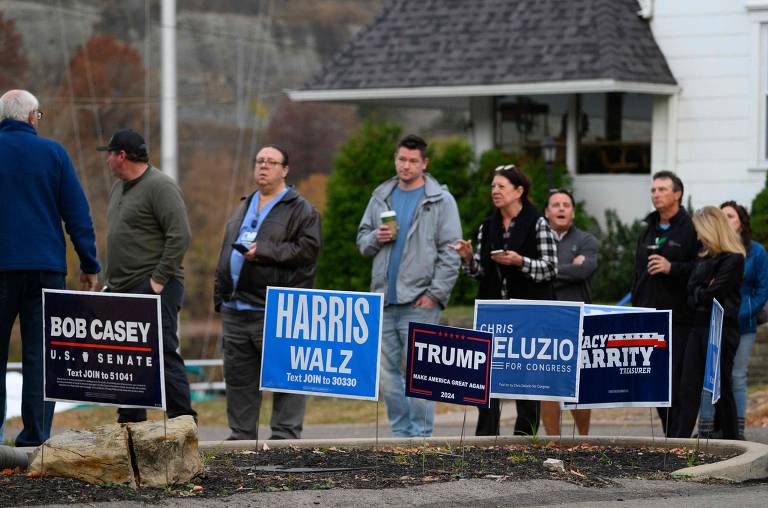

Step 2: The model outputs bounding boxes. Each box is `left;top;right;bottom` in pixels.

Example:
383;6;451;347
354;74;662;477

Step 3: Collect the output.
386;185;424;304
223;189;287;311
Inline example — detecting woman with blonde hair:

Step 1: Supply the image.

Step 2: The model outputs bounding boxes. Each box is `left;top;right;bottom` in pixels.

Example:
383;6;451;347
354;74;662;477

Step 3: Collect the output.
698;201;768;439
672;206;745;439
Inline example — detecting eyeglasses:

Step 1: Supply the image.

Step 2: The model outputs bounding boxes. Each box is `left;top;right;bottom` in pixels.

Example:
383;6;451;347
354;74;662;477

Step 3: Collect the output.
35;110;43;120
494;164;516;173
254;158;284;168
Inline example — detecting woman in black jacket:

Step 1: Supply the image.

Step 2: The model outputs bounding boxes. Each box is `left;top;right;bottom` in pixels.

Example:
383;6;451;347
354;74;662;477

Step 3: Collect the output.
450;165;557;436
673;206;745;439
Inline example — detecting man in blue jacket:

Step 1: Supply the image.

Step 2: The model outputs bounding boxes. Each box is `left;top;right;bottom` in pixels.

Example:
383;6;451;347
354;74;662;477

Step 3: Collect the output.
0;90;100;446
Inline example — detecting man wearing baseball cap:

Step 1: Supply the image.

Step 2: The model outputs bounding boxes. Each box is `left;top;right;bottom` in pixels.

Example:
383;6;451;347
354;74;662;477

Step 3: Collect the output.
98;129;197;424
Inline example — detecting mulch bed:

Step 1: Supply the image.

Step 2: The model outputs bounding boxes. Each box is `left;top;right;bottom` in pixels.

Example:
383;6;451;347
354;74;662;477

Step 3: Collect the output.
0;443;736;506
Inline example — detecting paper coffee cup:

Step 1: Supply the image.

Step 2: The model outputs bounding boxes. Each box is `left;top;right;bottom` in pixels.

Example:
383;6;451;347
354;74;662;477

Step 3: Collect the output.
381;210;398;239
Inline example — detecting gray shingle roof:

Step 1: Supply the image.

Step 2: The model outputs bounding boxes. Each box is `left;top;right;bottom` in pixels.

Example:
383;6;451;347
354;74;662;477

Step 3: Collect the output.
301;0;676;91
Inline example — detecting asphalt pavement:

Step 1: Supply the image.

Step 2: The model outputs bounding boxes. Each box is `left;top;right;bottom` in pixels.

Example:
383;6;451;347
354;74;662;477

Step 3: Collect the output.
38;478;768;507
8;406;768;507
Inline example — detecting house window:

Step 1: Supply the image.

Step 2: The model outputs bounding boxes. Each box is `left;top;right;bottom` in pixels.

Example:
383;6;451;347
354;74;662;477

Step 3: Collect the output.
494;93;652;174
765;26;768;160
577;93;652;174
495;95;568;164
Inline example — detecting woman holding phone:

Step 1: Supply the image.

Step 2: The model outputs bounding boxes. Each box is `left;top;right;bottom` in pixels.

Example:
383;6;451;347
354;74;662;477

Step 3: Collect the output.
450;164;557;436
673;206;745;439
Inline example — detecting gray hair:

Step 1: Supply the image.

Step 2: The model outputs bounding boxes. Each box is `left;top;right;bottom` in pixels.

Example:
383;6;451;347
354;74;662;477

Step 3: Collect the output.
0;90;39;121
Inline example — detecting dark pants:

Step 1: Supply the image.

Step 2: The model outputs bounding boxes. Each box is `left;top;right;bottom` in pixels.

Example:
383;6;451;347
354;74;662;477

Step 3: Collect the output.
656;323;691;436
116;278;197;423
0;271;63;446
476;398;540;436
673;326;739;439
221;308;306;439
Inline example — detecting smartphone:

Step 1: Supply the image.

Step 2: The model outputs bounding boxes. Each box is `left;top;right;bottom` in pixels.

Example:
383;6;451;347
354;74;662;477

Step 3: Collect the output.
231;242;250;254
490;249;505;255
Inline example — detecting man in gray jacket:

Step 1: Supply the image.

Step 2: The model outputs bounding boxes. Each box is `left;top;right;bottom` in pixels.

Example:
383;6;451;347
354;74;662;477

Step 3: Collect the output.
542;188;599;435
357;134;461;437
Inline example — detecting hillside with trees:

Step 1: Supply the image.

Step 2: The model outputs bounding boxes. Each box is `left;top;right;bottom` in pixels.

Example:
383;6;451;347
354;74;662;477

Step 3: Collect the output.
0;0;383;318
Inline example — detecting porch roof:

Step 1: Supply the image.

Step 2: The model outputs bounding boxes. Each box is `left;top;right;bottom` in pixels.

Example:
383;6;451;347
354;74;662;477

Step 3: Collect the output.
289;0;678;103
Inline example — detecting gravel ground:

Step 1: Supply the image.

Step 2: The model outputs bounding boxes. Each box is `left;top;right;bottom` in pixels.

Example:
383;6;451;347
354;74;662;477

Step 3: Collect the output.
0;443;733;506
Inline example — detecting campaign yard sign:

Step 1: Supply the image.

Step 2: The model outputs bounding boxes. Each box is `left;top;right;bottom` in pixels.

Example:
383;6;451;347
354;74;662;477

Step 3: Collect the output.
260;287;383;400
703;299;725;404
474;299;583;402
43;289;165;409
563;309;671;409
583;304;654;315
405;322;492;408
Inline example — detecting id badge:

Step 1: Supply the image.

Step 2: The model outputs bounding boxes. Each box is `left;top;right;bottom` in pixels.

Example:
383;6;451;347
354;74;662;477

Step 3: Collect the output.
237;230;257;245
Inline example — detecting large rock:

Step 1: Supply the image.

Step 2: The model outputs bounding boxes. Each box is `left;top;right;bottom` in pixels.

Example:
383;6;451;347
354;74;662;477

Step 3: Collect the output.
27;416;201;488
28;424;135;488
127;415;202;488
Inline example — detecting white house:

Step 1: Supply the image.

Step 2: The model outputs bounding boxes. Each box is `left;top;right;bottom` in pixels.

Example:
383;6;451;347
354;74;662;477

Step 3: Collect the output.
288;0;767;225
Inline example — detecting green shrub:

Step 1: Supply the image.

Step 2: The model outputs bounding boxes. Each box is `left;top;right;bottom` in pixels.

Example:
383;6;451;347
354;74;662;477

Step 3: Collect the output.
590;210;645;303
316;123;481;301
752;171;768;246
317;121;599;305
315;121;403;292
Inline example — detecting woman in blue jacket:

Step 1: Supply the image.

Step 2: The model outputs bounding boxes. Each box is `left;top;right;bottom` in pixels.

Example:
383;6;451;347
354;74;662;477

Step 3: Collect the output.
698;201;768;439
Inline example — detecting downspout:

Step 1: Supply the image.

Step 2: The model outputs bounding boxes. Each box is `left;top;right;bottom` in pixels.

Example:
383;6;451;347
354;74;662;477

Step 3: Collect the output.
0;445;29;469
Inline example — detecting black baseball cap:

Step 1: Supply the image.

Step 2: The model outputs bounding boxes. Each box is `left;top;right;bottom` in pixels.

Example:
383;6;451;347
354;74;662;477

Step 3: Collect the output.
96;129;148;161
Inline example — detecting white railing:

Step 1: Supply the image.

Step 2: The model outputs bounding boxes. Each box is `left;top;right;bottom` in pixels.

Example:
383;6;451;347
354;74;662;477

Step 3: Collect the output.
6;359;225;392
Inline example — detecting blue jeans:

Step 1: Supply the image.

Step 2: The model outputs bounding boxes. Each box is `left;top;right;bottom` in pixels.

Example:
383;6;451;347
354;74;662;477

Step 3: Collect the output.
0;398;5;443
115;278;197;423
380;304;440;437
0;271;63;446
700;331;756;423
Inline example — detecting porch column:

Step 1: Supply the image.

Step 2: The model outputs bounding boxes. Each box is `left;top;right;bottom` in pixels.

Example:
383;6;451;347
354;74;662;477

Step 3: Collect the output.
470;96;495;159
566;94;578;174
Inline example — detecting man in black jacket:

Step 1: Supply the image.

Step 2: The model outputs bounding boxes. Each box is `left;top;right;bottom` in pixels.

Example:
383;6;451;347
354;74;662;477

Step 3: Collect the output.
214;145;321;440
631;170;698;436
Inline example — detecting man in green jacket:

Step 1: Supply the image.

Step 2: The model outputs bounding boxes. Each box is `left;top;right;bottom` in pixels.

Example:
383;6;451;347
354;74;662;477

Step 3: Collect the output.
98;129;196;424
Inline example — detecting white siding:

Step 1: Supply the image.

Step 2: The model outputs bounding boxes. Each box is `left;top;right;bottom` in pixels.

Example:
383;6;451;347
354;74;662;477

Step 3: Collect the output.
573;175;653;226
650;0;765;214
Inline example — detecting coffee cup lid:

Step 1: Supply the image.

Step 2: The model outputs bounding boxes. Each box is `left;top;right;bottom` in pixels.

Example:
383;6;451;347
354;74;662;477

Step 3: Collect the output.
380;210;397;218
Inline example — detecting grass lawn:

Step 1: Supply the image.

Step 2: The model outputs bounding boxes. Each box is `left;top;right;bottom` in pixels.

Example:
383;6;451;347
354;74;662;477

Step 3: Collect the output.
3;394;465;435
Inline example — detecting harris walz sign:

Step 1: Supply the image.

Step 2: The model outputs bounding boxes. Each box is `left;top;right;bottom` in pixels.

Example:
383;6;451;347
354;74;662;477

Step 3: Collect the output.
43;289;165;409
260;287;383;400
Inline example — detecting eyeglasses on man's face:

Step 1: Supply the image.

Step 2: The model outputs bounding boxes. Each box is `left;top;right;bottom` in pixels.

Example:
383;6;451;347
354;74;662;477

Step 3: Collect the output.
254;158;284;168
34;110;43;120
